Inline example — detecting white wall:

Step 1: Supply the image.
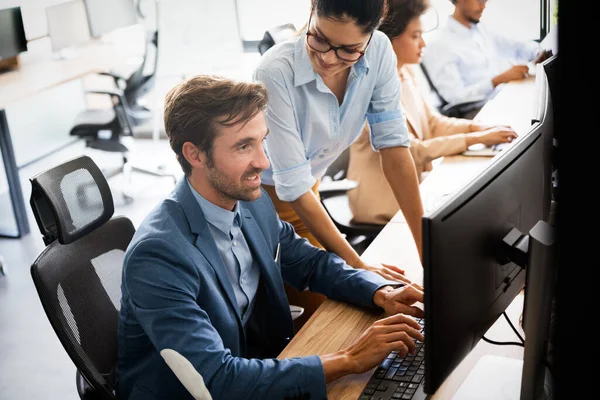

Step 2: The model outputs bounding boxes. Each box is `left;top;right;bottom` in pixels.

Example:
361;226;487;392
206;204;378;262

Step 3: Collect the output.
236;0;310;40
428;0;542;42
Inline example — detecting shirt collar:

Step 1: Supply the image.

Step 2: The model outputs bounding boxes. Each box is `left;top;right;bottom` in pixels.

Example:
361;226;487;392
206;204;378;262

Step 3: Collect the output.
187;178;242;235
447;15;478;36
293;28;370;88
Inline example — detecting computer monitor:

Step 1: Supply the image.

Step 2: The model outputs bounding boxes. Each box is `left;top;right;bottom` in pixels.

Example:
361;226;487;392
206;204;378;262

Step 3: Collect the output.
422;64;555;399
46;0;91;53
0;6;27;59
83;0;138;38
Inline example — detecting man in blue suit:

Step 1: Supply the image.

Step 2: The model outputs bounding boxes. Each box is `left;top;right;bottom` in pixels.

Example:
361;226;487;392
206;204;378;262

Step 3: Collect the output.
116;75;425;400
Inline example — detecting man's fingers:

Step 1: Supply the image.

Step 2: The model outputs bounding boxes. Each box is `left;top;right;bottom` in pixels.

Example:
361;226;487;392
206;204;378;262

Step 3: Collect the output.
379;313;422;330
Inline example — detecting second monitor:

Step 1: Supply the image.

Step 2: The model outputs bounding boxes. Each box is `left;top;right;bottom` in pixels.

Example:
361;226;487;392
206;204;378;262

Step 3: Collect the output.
423;60;555;399
46;0;91;55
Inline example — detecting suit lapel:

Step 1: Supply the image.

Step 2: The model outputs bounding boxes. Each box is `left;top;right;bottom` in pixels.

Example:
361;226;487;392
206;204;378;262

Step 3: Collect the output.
174;180;242;323
239;207;288;308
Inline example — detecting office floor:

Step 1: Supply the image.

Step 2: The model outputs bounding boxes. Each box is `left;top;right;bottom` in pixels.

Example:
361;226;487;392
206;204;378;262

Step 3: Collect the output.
0;136;184;400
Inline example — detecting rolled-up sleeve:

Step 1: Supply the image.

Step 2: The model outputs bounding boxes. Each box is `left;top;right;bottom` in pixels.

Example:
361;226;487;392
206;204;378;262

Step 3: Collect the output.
254;65;316;202
368;38;410;151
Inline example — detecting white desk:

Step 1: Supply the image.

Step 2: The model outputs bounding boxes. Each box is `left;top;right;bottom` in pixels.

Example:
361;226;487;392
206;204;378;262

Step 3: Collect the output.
0;36;143;237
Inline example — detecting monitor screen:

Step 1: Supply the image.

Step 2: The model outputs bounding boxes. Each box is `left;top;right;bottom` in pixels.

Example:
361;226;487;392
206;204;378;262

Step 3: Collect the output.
422;68;554;397
46;0;91;52
0;6;27;59
83;0;138;37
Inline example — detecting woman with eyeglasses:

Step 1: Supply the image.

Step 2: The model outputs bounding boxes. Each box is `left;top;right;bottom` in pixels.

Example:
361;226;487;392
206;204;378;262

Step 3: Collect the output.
347;0;518;226
253;0;423;327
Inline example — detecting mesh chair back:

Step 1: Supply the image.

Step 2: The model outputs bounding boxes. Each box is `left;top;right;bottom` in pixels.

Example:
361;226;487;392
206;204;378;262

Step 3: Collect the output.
29;155;136;398
125;30;158;103
258;23;297;55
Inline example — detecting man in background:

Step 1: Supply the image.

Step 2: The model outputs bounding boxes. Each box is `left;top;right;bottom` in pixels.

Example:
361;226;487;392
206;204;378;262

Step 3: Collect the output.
422;0;552;116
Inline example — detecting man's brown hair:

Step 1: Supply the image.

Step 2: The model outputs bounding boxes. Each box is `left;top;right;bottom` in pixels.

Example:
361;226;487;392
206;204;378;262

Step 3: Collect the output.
163;75;268;176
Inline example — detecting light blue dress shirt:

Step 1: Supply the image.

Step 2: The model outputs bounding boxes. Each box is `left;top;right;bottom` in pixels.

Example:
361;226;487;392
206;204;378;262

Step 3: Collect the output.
187;179;260;324
422;16;542;105
253;29;410;202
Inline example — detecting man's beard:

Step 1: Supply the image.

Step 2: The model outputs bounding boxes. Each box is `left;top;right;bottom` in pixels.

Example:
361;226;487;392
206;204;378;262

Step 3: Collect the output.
206;165;263;205
467;16;481;24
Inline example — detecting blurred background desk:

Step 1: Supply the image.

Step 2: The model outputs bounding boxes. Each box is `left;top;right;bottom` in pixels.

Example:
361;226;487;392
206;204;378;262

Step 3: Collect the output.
278;77;540;399
0;35;143;238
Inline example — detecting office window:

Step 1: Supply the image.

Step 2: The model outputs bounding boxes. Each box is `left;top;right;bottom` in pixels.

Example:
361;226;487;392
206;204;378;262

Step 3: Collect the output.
429;0;543;42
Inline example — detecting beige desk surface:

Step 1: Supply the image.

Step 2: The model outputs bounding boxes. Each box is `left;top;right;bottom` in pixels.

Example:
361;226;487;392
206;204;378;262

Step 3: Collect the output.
0;34;143;109
278;78;538;399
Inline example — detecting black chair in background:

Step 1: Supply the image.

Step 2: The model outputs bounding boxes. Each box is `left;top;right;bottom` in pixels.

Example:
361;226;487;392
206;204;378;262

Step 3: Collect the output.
419;63;487;119
29;155;136;399
99;29;159;127
70;84;176;202
257;23;297;55
319;148;385;253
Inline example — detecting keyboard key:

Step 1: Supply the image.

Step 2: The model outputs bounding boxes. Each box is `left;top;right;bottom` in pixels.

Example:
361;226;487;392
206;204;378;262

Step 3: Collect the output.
385;367;399;380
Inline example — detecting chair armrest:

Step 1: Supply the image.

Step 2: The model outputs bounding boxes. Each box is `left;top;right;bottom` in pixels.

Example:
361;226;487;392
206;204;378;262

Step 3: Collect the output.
440;99;487;118
318;179;359;199
97;71;126;84
84;88;127;105
160;349;213;400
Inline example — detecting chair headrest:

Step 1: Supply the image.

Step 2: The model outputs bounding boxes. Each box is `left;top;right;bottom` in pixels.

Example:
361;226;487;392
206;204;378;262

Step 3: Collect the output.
29;155;114;246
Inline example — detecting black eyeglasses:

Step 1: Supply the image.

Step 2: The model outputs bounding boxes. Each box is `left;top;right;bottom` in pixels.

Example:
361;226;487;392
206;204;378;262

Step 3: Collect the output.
305;13;373;62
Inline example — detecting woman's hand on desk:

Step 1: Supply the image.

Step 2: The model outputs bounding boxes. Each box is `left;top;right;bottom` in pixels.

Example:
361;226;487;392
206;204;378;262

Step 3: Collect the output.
361;261;413;284
465;125;518;148
373;283;425;318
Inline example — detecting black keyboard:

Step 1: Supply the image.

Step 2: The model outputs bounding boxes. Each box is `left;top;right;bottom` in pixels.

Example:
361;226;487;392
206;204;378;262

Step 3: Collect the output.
357;318;426;400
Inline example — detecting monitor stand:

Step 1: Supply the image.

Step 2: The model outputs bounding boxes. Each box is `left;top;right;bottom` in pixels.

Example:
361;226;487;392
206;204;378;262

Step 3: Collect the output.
452;355;552;400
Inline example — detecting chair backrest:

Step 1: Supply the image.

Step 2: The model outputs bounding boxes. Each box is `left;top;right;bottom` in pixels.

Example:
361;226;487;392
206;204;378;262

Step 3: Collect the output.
319;148;384;244
257;23;297;55
323;147;350;181
124;29;159;104
418;63;448;109
29;155;136;399
418;63;487;118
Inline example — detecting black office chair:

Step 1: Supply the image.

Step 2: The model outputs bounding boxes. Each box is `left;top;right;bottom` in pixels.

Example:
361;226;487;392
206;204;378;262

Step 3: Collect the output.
419;63;487;119
29;155;136;400
319;148;385;252
99;29;159;127
70;85;176;202
257;23;297;55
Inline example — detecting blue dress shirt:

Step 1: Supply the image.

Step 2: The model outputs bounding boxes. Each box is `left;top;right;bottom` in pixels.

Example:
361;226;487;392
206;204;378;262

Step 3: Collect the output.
422;16;542;105
187;179;259;324
253;29;410;202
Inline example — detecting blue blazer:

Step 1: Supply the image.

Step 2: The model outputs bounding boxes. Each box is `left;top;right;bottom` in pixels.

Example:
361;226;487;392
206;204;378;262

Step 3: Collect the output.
116;179;395;400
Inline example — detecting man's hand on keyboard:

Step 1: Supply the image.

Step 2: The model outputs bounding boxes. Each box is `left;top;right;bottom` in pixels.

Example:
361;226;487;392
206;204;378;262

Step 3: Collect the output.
373;283;424;318
345;313;424;374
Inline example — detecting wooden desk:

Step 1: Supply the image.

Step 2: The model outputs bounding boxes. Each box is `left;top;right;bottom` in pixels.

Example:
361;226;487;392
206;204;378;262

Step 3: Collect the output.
278;78;540;399
0;34;143;237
